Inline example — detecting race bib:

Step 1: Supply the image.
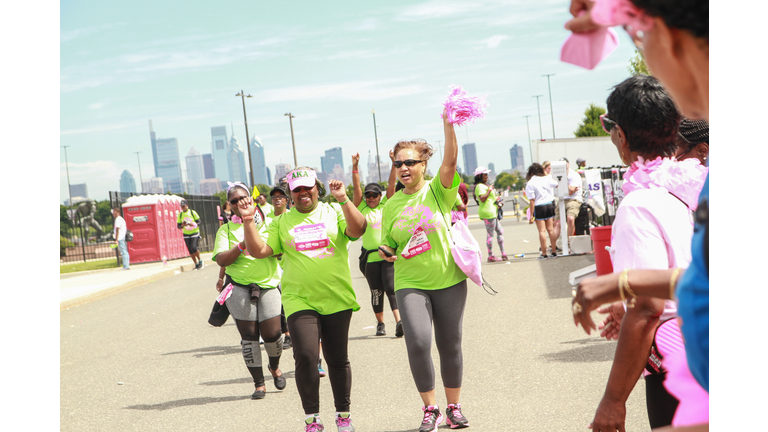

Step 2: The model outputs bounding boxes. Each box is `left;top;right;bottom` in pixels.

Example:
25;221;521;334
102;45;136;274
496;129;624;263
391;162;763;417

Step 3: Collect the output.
294;223;330;251
401;225;431;259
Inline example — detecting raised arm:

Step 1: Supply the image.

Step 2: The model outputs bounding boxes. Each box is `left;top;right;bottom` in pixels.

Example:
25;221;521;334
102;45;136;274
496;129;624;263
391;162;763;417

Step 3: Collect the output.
351;152;363;207
440;109;459;189
386;149;397;199
236;196;275;259
329;179;367;238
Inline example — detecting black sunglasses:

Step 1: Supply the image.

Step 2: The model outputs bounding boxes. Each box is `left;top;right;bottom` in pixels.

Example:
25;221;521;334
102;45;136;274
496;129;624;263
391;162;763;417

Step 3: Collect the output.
600;114;618;133
365;193;380;199
229;197;248;205
393;159;424;168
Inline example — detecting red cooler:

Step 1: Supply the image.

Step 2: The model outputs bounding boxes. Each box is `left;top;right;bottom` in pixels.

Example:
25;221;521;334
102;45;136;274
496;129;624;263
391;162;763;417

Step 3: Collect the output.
590;225;614;276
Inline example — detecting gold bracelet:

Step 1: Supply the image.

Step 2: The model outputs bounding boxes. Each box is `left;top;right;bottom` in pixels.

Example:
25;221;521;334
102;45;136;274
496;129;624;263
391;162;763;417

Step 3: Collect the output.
619;269;636;308
669;268;681;299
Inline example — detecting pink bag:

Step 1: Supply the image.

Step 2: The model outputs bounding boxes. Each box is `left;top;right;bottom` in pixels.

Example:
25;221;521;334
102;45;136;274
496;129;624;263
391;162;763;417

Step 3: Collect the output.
431;186;496;294
560;16;619;70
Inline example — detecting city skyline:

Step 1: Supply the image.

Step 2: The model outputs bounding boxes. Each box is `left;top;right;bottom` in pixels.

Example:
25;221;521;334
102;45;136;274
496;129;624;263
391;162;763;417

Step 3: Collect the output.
60;1;646;203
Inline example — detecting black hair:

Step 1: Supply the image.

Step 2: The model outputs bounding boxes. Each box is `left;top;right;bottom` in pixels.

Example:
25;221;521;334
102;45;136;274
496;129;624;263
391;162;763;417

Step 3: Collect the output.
474;174;486;185
630;0;708;41
526;163;545;181
606;75;680;158
472;174;489;205
395;181;405;192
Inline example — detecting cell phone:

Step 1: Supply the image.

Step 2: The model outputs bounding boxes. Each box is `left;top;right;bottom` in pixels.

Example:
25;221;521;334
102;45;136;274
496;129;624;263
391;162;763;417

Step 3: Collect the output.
378;246;394;257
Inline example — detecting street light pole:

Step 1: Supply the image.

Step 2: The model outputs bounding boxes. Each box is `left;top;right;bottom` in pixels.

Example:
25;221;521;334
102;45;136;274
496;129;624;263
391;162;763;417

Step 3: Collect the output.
134;151;144;193
284;113;297;167
236;91;255;189
371;109;381;182
522;115;533;163
542;74;556;138
61;145;73;207
533;95;544;140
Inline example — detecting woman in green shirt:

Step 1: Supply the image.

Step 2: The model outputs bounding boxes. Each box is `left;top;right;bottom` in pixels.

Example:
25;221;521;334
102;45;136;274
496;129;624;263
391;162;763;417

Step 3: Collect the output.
473;167;507;262
351;151;401;337
212;182;286;400
378;110;471;431
237;168;366;432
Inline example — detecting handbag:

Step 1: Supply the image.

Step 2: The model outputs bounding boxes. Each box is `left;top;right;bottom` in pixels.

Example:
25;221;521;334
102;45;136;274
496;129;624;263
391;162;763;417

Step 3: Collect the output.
358;247;376;275
430;185;496;294
208;300;230;326
125;229;134;242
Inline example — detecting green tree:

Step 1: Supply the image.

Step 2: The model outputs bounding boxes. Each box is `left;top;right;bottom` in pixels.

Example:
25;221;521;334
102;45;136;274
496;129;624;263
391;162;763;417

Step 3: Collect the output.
574;103;610;137
628;49;651;76
494;171;525;191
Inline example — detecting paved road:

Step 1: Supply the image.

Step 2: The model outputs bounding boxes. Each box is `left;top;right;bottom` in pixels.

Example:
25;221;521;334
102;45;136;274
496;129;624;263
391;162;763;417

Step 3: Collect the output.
61;217;651;431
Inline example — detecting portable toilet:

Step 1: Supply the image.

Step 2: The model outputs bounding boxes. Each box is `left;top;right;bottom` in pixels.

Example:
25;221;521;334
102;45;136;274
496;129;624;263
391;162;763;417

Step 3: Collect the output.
124;195;165;264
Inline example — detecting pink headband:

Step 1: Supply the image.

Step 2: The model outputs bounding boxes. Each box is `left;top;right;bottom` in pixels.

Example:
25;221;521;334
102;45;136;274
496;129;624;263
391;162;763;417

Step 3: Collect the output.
227;181;249;195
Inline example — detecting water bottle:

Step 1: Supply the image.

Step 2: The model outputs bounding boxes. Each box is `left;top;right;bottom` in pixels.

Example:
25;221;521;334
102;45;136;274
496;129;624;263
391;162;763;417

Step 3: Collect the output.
514;254;524;258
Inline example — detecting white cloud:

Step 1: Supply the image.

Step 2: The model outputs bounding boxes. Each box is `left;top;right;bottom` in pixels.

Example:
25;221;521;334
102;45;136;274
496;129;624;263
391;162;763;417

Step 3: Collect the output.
484;35;509;48
258;80;425;102
350;18;379;31
61;23;126;43
87;102;106;110
398;1;478;20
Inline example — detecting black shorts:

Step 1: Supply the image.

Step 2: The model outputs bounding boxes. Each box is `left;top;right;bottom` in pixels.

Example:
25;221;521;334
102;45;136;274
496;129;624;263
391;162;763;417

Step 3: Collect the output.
184;235;200;254
534;203;555;220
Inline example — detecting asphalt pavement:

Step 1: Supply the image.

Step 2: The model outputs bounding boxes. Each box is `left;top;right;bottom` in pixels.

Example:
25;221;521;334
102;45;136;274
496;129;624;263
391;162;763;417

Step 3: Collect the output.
60;216;652;431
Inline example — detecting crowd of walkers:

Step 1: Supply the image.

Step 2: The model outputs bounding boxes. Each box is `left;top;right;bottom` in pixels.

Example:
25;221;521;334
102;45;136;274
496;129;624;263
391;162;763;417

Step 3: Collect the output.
201;0;710;430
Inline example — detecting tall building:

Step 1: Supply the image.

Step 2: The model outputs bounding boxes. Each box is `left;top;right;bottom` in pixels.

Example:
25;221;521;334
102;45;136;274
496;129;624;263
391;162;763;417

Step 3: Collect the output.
462;143;478;178
321;147;343;175
148;121;182;193
199;178;222;195
202;153;215;179
142;177;164;194
274;163;292;185
488;162;496;183
120;170;137;194
366;151;389;185
249;135;269;185
510;144;525;174
185;147;205;194
266;167;272;186
71;183;88;199
211;126;229;183
228;132;248;185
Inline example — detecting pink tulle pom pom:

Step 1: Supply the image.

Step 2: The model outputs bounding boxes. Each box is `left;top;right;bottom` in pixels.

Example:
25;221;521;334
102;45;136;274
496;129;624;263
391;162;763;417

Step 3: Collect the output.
442;85;488;126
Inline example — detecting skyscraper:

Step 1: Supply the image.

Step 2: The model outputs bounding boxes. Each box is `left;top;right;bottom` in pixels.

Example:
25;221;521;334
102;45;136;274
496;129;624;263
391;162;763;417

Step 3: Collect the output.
228;132;248;185
142;177;164;194
510;144;525;174
211;126;229;183
321;147;343;175
202;153;215;179
366;151;389;185
274;163;291;185
185;147;205;194
249;135;269;185
266;167;272;186
488;162;496;182
462;143;478;177
120;170;137;194
148;121;182;193
71;183;88;199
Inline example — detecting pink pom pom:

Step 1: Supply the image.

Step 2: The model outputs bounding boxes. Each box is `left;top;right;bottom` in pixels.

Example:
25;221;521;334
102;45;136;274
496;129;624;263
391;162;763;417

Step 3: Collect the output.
442;85;488;126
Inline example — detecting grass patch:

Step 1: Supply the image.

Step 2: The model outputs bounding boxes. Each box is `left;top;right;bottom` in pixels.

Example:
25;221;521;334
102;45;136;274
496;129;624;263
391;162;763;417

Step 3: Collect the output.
60;259;120;274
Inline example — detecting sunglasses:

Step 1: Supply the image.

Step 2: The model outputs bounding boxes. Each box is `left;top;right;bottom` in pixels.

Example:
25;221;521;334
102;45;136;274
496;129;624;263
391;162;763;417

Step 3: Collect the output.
393;159;424;168
229;197;248;205
291;185;314;193
600;114;618;134
365;193;380;199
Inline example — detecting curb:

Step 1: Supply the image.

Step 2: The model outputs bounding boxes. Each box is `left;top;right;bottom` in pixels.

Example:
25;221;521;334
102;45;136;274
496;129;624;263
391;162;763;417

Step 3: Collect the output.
60;261;200;311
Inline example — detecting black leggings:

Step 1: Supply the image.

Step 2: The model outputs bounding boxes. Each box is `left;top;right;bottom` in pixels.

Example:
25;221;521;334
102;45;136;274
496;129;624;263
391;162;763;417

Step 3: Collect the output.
287;309;353;414
363;260;397;314
644;372;680;429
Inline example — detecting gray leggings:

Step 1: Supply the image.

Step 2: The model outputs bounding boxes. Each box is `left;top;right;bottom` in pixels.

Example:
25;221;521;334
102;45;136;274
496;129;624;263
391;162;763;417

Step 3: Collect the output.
395;280;467;393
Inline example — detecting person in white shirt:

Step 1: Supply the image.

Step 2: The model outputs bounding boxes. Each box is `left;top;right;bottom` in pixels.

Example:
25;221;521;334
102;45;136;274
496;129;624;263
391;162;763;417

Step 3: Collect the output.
112;207;130;270
553;157;583;241
525;163;559;259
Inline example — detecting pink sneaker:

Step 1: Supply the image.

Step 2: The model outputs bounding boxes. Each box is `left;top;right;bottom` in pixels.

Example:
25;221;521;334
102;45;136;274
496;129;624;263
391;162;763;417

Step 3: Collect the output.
487;256;497;263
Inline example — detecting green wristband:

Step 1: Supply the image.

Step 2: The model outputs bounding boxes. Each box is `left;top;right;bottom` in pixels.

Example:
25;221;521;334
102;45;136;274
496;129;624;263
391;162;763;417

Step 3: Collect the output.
338;198;349;205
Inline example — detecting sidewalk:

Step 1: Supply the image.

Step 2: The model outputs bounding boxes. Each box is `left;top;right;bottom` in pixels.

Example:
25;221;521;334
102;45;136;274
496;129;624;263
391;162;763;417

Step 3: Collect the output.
60;252;213;310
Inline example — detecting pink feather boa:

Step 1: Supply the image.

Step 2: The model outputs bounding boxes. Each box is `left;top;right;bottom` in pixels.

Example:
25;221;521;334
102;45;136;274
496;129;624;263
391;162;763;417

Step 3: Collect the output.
591;0;654;32
442;86;488;126
622;156;708;211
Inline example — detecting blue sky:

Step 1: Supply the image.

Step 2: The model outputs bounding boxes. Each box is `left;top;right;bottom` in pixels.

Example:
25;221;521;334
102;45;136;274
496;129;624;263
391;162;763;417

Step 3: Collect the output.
60;0;641;203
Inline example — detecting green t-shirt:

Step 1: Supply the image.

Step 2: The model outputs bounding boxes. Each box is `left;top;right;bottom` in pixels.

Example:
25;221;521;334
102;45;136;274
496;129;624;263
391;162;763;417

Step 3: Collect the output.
265;202;361;318
358;196;388;263
475;183;498;220
452;193;463;211
382;173;467;291
212;220;281;289
177;209;201;235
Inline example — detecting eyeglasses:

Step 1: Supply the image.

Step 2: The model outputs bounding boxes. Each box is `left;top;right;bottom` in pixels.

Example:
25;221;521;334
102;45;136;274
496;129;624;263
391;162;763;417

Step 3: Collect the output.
291;185;314;193
600;114;618;134
365;193;380;199
393;159;424;168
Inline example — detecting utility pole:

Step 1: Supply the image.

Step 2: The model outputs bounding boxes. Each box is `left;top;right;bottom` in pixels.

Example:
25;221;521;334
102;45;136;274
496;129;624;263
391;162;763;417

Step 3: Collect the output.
284;113;297;167
533;95;544;140
542;74;556;138
62;145;73;207
134;151;144;193
522;115;533;163
371;109;381;182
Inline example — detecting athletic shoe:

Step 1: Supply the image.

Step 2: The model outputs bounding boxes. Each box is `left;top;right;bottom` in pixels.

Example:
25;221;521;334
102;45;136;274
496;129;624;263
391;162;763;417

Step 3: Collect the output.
194;261;202;270
395;321;404;338
283;334;292;349
446;403;469;429
487;256;497;263
419;406;444;432
537;254;548;260
199;259;204;269
501;254;508;261
305;416;324;432
318;359;326;378
550;251;558;258
335;413;354;432
376;322;386;336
